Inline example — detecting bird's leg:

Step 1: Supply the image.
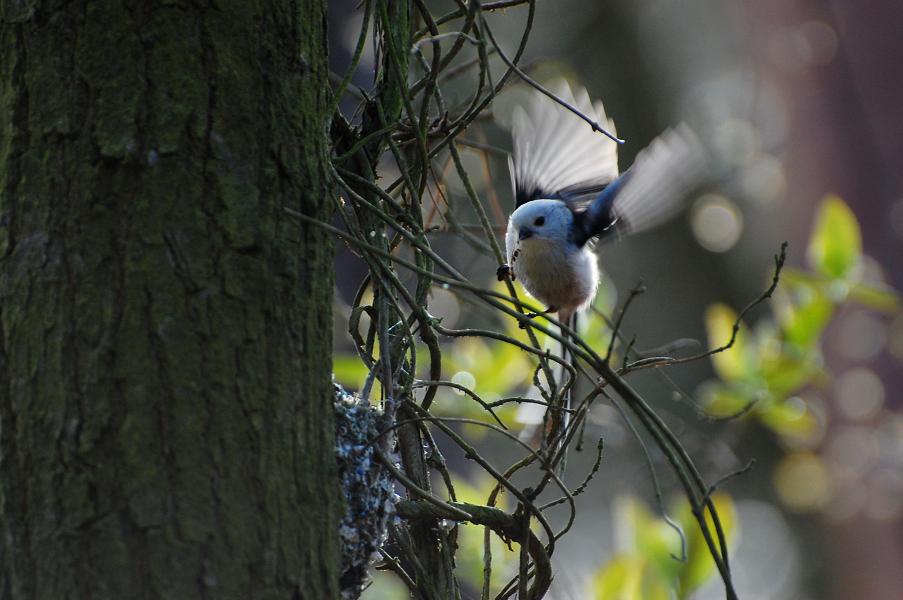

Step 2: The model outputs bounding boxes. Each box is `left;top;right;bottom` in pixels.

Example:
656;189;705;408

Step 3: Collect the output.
519;305;557;329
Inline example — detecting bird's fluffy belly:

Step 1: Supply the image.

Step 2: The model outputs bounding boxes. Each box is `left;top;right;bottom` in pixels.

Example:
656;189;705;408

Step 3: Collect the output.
512;239;598;313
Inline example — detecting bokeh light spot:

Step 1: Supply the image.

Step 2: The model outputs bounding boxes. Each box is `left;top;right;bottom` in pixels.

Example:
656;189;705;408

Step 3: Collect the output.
825;426;880;474
767;22;837;72
800;21;838;65
691;194;744;252
429;287;461;329
451;371;476;395
784;396;808;420
738;154;787;208
782;393;829;450
824;477;866;523
767;27;808;71
889;313;903;360
773;452;831;512
835;311;886;362
875;413;903;463
861;255;889;286
835;368;885;421
714;119;759;166
865;468;903;521
889;198;903;241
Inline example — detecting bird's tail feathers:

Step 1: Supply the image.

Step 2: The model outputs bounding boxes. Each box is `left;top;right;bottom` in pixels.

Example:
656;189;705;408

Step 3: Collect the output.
553;311;578;473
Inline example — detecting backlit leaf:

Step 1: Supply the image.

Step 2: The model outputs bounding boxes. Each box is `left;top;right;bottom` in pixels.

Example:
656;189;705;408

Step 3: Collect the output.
780;285;834;349
452;475;518;593
705;304;752;382
676;492;738;596
593;555;671;600
699;382;756;418
807;195;861;280
758;398;818;440
849;282;901;313
333;354;372;390
760;353;818;397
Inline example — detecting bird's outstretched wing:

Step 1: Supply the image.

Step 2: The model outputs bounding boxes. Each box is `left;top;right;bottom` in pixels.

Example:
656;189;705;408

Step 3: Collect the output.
510;80;619;209
572;124;708;247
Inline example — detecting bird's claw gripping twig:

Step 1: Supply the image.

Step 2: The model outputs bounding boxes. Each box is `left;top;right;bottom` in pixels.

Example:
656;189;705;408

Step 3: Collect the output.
497;264;514;281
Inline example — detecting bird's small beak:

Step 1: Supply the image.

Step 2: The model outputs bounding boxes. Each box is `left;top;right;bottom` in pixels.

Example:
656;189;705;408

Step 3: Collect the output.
518;227;534;241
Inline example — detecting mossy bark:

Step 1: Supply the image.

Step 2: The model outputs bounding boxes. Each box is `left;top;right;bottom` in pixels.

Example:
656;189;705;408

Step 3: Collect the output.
0;1;338;598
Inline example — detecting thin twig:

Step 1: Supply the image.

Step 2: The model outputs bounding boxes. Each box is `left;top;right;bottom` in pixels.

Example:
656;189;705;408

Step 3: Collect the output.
480;15;624;144
605;281;646;364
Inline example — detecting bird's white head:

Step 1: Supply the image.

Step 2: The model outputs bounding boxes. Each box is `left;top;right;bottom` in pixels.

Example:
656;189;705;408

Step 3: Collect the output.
508;199;573;244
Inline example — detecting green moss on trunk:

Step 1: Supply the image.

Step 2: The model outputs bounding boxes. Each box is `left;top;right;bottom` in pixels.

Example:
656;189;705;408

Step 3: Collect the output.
0;1;338;597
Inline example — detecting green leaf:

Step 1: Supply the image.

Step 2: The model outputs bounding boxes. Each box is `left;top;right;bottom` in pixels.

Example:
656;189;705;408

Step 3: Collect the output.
705;304;753;382
333;354;371;389
676;493;739;596
593;555;671;600
614;497;682;581
780;285;834;349
453;473;507;507
760;354;817;397
451;475;518;593
849;282;902;313
807;195;862;280
699;381;756;418
758;397;817;440
613;495;654;552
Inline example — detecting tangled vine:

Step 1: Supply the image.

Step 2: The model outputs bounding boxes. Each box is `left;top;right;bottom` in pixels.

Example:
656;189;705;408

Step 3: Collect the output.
301;1;787;598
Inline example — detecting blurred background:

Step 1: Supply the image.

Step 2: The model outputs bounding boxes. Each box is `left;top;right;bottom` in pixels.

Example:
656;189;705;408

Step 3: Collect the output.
328;1;903;598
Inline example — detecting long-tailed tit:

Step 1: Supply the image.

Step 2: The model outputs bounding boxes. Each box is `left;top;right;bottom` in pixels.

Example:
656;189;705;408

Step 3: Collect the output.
500;81;708;326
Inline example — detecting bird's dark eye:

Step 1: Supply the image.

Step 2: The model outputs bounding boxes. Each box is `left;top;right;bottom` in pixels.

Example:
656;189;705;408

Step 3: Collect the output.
534;216;545;226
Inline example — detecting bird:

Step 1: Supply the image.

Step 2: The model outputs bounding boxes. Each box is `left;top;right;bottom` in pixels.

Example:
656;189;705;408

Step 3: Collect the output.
499;81;708;458
500;80;708;327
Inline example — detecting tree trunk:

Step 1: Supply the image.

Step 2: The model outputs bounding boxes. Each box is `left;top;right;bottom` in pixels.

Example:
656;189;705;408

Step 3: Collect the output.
0;1;338;598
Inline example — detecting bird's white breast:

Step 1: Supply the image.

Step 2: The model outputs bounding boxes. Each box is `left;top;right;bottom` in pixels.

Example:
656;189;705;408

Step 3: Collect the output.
507;234;599;317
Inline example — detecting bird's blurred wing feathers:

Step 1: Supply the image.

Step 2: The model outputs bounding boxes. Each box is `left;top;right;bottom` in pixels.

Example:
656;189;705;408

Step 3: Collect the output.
576;124;708;244
511;82;619;209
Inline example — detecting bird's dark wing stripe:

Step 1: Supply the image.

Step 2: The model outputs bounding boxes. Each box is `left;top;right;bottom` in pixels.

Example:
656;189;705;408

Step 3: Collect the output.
570;125;709;247
570;173;629;247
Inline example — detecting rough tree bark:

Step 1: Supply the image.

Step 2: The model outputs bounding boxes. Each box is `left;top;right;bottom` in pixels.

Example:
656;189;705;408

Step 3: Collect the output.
0;1;338;598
